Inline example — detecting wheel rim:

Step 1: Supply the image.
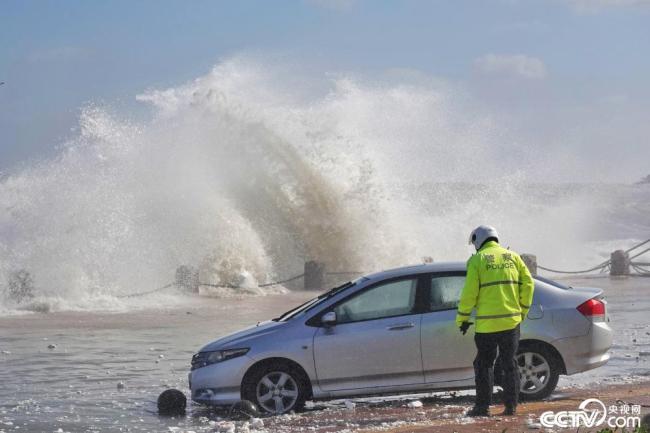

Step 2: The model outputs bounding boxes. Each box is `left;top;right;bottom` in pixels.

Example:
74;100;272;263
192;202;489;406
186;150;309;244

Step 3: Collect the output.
255;371;299;414
517;351;551;395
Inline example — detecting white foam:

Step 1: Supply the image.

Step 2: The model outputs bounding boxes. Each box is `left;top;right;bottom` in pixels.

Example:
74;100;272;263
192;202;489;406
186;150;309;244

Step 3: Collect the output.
1;56;649;311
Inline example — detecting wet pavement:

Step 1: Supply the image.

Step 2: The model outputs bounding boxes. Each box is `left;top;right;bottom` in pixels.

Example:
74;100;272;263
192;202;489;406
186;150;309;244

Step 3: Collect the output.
0;275;649;432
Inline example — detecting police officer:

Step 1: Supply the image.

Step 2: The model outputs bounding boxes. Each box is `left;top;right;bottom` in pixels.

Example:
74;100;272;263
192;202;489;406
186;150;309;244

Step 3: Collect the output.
456;225;534;417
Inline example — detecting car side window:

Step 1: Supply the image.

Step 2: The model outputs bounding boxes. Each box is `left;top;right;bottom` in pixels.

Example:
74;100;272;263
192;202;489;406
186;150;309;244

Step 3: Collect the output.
429;275;465;312
333;278;417;324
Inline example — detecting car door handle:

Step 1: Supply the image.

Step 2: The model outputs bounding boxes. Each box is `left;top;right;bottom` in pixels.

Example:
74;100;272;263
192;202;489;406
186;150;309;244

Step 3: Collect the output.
387;322;415;330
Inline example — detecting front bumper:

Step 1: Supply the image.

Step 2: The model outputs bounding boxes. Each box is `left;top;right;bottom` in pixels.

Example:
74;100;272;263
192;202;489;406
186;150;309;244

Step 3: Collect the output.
189;354;253;405
552;321;613;375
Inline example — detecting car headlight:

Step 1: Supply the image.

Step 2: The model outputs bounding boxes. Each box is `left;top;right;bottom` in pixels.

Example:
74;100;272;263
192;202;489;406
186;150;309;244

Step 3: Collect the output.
191;348;249;370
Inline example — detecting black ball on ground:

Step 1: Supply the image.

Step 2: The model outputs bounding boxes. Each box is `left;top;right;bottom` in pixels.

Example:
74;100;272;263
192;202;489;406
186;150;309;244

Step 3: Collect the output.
157;389;186;416
228;400;260;419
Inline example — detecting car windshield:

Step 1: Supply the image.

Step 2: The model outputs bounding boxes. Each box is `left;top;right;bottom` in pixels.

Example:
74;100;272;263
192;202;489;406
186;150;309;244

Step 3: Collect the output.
273;278;366;321
535;275;572;290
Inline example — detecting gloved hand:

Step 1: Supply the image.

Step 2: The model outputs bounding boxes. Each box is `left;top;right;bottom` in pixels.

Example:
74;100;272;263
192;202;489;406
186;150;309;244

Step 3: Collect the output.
459;321;473;335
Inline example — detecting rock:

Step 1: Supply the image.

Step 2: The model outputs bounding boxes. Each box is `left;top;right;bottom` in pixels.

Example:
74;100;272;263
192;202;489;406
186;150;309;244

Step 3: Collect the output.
158;354;165;359
526;420;541;428
47;344;56;349
526;417;542;429
250;418;264;429
228;400;260;419
117;381;125;390
344;400;356;410
407;400;423;408
1;350;11;354
215;422;236;433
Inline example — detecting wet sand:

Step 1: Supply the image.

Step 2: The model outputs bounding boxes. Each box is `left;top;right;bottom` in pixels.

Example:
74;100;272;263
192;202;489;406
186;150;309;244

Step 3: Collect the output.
0;275;649;432
265;381;650;433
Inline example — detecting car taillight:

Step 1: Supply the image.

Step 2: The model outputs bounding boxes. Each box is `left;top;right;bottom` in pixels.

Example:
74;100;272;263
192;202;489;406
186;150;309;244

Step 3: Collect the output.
577;298;606;321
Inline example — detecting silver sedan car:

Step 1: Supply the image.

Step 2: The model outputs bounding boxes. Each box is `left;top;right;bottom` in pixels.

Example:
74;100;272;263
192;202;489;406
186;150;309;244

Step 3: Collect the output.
189;262;612;414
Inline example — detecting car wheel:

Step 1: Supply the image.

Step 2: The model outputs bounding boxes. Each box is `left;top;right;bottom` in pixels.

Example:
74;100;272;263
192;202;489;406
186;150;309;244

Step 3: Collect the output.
242;364;307;415
517;344;560;401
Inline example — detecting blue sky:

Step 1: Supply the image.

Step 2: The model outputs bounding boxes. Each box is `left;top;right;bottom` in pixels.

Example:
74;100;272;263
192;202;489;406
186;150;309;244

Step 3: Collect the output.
1;0;649;179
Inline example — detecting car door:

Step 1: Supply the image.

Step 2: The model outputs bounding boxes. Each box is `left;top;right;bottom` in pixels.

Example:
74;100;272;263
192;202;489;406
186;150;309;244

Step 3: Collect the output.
420;272;476;383
313;276;424;392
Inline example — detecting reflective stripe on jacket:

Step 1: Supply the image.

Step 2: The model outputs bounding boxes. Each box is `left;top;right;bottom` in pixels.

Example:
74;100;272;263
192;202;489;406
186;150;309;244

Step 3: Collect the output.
455;240;534;333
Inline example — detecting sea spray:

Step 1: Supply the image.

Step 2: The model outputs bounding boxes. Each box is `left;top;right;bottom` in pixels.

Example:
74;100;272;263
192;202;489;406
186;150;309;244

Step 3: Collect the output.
0;56;648;311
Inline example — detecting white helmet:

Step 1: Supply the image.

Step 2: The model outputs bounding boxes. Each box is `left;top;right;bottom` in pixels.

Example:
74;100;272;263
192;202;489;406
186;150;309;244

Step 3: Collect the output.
468;225;499;250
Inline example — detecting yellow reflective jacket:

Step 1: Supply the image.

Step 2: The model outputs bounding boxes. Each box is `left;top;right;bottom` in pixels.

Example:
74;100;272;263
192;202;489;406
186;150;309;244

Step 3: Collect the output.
455;240;534;333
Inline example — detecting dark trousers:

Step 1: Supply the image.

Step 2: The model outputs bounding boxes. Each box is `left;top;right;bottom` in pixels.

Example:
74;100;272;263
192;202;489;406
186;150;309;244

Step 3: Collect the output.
473;325;520;408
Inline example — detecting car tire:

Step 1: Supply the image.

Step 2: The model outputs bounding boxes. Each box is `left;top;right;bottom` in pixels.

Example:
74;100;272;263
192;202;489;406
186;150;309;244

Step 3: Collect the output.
241;363;308;415
517;343;560;401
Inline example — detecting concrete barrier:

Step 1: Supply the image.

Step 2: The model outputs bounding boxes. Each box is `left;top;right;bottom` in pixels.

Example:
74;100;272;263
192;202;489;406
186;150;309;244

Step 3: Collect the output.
521;254;537;276
175;265;199;292
610;250;630;276
304;261;325;290
7;269;34;303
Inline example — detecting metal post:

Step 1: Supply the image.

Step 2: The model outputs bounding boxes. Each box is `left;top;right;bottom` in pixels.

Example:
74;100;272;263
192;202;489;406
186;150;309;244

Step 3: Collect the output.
610;250;630;276
521;254;537;276
304;261;325;290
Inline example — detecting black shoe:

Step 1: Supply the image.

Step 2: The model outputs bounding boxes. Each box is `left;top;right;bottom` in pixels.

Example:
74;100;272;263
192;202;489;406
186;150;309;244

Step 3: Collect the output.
466;406;490;417
500;405;516;416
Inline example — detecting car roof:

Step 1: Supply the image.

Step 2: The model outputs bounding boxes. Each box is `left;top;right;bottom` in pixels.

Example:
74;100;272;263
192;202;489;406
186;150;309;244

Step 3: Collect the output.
363;261;467;282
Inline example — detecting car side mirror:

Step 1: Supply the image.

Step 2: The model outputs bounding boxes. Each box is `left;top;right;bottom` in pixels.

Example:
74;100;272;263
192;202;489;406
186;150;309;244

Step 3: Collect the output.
321;311;337;327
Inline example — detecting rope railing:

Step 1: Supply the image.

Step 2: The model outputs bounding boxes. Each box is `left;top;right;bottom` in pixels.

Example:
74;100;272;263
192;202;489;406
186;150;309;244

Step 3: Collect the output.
118;272;311;298
117;283;175;299
629;246;650;261
536;238;650;276
626;239;650;255
117;266;371;299
324;271;365;276
258;273;306;287
537;263;610;275
631;260;650;276
115;238;650;298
